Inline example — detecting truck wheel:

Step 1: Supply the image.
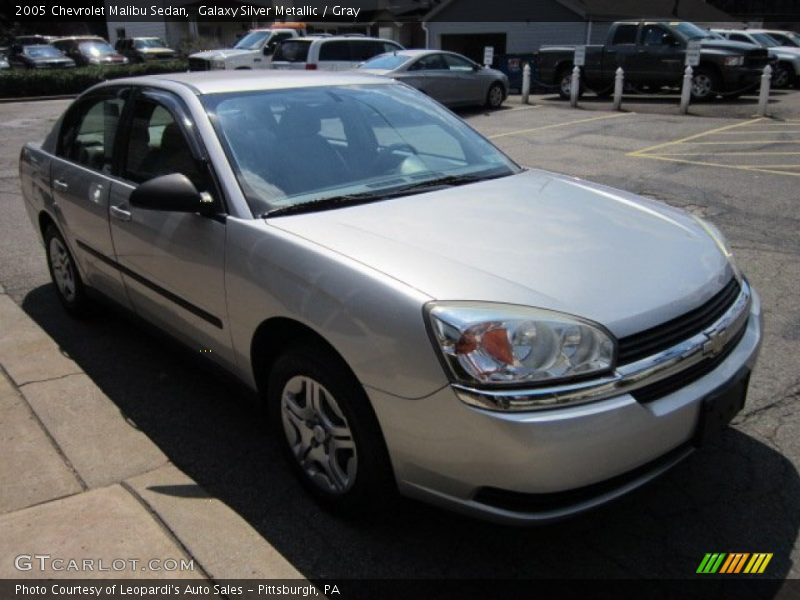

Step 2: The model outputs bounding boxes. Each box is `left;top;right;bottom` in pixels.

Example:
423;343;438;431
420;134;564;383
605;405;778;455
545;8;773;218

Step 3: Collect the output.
267;342;396;513
772;63;793;89
690;68;720;101
44;225;89;316
557;67;583;100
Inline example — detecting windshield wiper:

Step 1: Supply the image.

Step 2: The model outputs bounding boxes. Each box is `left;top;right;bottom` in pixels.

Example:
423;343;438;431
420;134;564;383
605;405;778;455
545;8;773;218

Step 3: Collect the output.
262;171;510;218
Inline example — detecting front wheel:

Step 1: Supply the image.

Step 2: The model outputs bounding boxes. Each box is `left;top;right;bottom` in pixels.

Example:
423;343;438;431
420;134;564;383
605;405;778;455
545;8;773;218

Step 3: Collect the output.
690;68;720;101
44;225;89;316
772;63;793;89
267;343;396;512
485;82;505;109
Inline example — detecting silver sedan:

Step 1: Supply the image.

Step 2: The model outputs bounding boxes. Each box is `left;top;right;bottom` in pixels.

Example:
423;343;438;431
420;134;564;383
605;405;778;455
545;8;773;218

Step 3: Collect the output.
357;49;509;109
19;71;761;524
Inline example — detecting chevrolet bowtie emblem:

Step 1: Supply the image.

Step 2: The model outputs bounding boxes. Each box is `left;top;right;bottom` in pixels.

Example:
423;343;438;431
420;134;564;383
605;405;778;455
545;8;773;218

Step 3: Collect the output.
703;328;728;358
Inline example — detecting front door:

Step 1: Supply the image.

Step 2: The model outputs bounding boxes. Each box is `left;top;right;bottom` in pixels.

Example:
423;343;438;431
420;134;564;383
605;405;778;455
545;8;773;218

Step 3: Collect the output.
107;90;233;365
50;88;130;306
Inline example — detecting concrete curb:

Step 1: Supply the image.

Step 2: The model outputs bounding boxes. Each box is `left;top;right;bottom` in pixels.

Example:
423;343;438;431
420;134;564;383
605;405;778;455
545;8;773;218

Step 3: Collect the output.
0;283;303;580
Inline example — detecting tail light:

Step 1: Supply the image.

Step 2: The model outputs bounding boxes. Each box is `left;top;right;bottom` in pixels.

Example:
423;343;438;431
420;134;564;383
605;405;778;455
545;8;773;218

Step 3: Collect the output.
305;63;317;70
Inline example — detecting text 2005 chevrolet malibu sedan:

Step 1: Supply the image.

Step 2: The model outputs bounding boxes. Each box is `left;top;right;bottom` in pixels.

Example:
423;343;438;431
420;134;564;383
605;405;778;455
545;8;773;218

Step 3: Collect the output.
19;72;761;524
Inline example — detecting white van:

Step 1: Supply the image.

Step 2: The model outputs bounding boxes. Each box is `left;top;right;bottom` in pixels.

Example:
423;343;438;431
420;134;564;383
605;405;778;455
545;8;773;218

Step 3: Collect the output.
270;36;403;71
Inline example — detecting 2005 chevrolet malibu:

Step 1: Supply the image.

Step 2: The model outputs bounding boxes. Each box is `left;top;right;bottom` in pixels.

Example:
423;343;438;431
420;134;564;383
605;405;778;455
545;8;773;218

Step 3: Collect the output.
19;71;761;523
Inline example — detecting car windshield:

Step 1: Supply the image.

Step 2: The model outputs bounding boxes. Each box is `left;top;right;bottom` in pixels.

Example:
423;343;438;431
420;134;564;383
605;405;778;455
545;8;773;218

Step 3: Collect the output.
79;41;115;56
203;84;520;216
24;45;62;58
671;22;715;40
751;33;781;47
359;53;412;70
234;31;270;50
135;38;167;49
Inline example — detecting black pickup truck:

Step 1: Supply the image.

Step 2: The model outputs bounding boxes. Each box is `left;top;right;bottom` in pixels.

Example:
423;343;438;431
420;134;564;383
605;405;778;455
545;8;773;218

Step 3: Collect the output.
538;21;770;101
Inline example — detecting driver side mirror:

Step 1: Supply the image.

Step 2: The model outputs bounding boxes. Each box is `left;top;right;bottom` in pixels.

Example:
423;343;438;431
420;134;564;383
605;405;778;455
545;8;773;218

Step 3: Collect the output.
264;43;275;56
130;173;215;214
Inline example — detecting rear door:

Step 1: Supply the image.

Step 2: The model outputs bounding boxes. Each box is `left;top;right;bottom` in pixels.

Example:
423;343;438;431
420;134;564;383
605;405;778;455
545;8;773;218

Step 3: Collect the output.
317;40;356;70
107;89;232;363
442;53;483;104
50;87;131;306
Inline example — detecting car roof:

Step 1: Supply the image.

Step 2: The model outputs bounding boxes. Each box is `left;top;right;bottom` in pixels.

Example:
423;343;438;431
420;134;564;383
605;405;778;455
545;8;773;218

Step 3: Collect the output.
291;36;398;43
112;70;395;95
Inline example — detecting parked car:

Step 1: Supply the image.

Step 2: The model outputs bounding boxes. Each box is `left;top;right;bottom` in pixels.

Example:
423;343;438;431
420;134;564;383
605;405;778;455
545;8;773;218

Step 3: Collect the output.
538;21;770;101
746;29;800;49
0;55;9;70
115;37;177;63
13;35;56;45
7;44;75;69
52;37;128;66
189;25;305;71
19;71;761;524
358;49;508;109
270;36;403;70
712;29;800;88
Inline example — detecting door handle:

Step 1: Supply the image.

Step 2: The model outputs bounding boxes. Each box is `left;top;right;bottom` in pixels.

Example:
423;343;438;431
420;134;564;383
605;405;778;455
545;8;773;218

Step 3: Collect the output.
110;205;132;222
53;179;69;191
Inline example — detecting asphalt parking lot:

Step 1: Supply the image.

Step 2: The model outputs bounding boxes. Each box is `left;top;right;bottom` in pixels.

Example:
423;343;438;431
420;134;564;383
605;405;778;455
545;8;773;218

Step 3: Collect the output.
0;92;798;586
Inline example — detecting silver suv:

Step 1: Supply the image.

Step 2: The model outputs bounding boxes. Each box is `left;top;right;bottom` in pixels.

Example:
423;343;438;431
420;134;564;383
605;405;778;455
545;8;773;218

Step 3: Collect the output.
270;36;403;70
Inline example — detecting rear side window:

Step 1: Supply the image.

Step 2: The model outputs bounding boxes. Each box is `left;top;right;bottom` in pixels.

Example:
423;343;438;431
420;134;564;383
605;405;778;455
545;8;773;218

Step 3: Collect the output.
319;41;351;61
273;40;311;62
612;25;638;45
350;41;388;61
58;93;126;173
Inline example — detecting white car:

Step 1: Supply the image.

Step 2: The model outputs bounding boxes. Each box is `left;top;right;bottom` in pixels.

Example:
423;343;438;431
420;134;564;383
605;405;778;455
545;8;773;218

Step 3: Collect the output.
270;36;403;71
712;29;800;88
189;27;303;71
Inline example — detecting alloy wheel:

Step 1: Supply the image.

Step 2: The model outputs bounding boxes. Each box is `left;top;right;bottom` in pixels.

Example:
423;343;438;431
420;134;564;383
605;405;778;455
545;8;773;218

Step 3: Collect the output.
49;237;76;302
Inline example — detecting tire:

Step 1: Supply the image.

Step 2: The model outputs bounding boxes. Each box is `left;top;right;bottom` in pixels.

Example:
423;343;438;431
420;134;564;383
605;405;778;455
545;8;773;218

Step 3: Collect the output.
690;67;720;101
485;82;505;109
267;342;396;513
772;63;793;89
557;66;583;101
44;224;89;316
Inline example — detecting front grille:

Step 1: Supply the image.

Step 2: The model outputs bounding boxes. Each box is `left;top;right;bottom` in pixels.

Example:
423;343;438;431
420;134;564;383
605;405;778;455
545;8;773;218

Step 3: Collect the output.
473;443;692;513
632;320;748;404
745;49;769;69
617;278;741;365
188;58;210;71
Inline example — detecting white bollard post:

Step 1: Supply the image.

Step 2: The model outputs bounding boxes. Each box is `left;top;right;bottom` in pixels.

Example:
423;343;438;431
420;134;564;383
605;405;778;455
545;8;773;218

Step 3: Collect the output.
521;63;531;104
613;66;624;111
679;65;693;114
757;64;772;117
570;65;580;108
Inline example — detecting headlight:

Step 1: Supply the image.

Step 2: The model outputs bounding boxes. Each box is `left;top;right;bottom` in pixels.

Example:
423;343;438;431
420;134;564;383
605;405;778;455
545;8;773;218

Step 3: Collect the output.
724;55;745;67
427;303;616;386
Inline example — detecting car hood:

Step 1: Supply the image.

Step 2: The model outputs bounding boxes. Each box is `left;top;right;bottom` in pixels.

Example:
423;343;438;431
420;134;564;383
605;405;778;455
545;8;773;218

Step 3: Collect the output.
190;48;253;60
140;47;174;54
268;170;734;337
700;39;762;53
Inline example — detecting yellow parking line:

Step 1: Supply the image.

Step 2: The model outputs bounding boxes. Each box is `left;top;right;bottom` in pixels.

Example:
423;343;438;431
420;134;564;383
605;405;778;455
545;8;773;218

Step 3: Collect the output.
736;164;800;169
628;117;764;156
715;129;800;134
489;112;635;139
676;140;800;145
652;151;800;156
634;153;800;177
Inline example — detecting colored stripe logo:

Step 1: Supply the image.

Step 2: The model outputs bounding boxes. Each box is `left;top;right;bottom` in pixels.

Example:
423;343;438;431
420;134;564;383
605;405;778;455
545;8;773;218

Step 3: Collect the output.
697;553;773;574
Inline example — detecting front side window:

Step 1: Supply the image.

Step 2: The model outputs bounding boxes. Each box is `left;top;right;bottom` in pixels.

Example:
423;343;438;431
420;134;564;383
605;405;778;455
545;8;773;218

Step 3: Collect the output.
641;26;670;46
444;53;476;71
410;54;448;71
124;97;204;190
358;53;411;70
58;92;126;173
204;84;520;215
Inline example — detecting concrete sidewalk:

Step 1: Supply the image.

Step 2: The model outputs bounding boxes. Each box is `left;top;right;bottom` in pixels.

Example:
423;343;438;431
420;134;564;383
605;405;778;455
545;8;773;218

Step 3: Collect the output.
0;281;302;581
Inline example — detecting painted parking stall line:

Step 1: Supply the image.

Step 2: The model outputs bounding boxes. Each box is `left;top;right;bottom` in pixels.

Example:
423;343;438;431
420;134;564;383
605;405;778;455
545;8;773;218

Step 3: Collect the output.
629;117;800;177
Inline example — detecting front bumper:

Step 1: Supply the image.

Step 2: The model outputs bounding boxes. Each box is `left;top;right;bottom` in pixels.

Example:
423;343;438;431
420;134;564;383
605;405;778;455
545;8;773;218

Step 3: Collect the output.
368;289;762;524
